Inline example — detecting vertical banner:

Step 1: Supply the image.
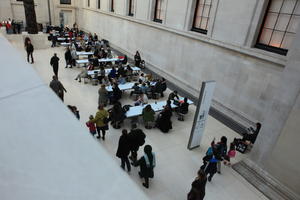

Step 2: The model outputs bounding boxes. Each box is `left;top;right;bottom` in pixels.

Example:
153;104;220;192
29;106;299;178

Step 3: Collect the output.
188;81;216;150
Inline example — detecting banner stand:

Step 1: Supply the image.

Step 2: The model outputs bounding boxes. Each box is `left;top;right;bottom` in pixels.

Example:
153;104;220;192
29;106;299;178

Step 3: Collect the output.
188;81;216;150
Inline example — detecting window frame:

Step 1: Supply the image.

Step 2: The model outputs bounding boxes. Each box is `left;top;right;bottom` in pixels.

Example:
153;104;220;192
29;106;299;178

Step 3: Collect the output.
153;0;163;23
191;0;213;34
60;0;71;5
97;0;100;9
128;0;134;16
111;0;114;12
255;0;299;56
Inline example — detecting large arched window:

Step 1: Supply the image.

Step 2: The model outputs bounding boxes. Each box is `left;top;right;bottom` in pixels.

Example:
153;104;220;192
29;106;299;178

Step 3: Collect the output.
256;0;300;55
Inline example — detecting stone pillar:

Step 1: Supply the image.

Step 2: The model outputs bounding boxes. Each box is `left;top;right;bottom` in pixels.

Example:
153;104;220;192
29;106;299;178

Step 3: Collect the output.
23;0;38;34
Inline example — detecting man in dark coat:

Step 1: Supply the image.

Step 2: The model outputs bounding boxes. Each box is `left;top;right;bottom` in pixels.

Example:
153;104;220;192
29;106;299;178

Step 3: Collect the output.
49;75;67;101
64;48;72;68
116;129;131;172
26;40;34;64
50;53;60;77
128;129;146;164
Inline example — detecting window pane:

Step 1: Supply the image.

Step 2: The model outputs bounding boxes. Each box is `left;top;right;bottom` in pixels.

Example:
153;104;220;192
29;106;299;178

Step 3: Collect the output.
200;17;208;29
197;5;204;17
264;13;279;28
281;0;296;13
194;17;201;28
270;30;285;48
269;0;284;12
275;14;291;31
203;5;211;17
259;28;273;44
281;32;295;48
287;15;300;33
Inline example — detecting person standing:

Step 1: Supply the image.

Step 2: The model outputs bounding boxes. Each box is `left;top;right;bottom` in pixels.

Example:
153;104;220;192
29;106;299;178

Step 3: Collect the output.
49;75;67;101
89;104;109;140
65;47;72;68
134;51;141;67
25;40;34;64
98;84;108;106
134;145;156;188
50;53;60;77
187;170;207;200
116;129;131;172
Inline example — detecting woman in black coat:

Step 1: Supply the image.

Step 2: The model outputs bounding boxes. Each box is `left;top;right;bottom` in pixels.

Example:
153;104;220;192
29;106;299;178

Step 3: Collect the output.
116;129;131;172
135;145;156;188
156;101;173;133
187;169;207;200
110;102;125;129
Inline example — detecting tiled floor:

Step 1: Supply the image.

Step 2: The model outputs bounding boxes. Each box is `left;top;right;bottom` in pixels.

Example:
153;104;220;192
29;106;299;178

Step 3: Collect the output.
11;39;268;200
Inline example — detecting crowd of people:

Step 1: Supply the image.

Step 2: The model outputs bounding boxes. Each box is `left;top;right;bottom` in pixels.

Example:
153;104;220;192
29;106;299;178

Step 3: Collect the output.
22;24;262;197
0;18;22;34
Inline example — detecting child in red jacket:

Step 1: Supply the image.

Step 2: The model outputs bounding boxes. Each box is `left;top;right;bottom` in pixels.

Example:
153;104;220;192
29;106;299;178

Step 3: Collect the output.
86;115;96;136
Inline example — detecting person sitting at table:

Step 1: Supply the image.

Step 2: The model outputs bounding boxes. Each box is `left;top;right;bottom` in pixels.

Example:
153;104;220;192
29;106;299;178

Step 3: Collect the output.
134;51;141;67
140;83;148;94
176;97;189;115
110;102;125;129
156;101;173;133
135;93;148;106
97;66;106;84
139;73;146;83
107;47;112;58
145;73;153;81
117;65;126;78
102;76;110;86
108;67;117;79
146;82;154;98
74;63;94;83
168;90;179;101
92;56;99;67
126;65;133;81
142;105;155;129
130;83;141;97
118;75;126;85
85;45;92;52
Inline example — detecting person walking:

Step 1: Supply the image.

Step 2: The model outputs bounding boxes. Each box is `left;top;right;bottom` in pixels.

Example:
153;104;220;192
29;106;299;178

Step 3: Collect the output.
50;53;60;77
49;75;67;101
134;145;156;188
215;136;227;174
116;129;131;172
25;40;34;64
89;104;109;140
201;148;221;182
187;169;207;200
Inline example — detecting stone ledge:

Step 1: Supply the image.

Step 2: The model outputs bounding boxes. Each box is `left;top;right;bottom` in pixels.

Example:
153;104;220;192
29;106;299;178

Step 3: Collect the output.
232;159;300;200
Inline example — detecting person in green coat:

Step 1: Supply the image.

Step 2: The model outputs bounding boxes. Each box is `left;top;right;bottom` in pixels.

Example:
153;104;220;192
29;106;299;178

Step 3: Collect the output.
142;105;155;129
89;104;109;140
